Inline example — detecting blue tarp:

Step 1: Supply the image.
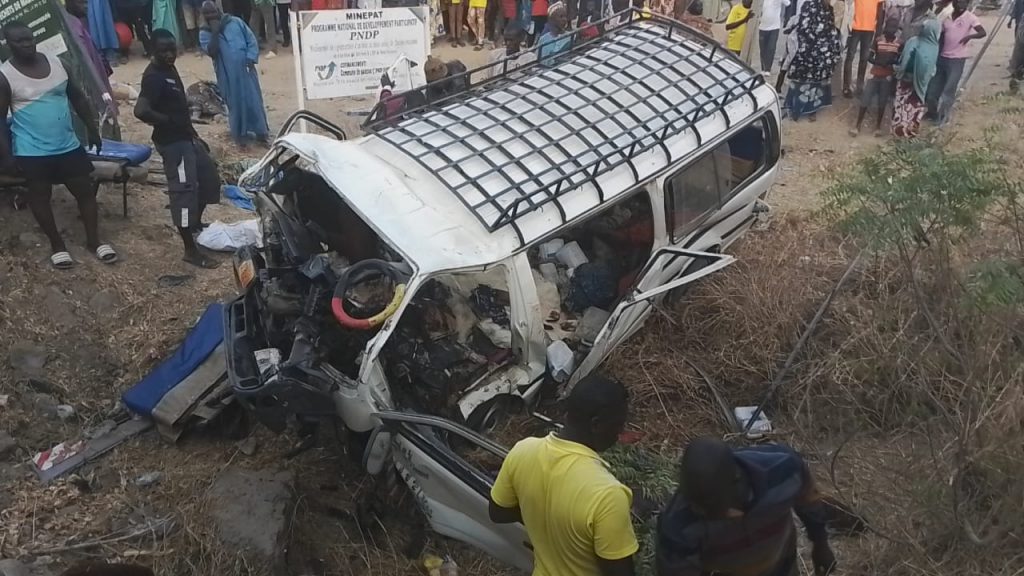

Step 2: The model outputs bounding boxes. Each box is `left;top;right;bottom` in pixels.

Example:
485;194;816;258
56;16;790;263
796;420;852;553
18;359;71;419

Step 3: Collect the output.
223;184;255;211
122;303;224;416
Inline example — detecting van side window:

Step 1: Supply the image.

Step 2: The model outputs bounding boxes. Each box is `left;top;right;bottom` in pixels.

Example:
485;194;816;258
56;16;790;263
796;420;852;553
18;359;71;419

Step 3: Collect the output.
666;116;777;242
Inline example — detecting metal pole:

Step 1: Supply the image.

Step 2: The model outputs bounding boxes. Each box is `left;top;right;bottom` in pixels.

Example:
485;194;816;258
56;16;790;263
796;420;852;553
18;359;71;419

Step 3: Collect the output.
741;251;864;435
959;2;1013;91
290;10;308;133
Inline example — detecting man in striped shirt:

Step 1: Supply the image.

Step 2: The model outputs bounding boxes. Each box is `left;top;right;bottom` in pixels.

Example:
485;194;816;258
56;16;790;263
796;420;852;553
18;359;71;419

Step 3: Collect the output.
655;438;836;576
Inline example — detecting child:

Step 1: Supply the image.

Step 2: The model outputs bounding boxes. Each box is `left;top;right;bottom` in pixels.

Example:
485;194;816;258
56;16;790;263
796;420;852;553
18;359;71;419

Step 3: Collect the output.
850;18;902;136
468;0;487;50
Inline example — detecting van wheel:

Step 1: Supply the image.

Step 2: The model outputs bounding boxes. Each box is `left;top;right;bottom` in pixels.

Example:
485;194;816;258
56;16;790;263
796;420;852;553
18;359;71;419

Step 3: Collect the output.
663;246;720;307
466;395;522;433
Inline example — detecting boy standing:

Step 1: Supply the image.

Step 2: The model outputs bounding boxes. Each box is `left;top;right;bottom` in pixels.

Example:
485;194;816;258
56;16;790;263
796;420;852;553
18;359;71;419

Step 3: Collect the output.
726;0;754;55
850;18;901;136
135;29;221;269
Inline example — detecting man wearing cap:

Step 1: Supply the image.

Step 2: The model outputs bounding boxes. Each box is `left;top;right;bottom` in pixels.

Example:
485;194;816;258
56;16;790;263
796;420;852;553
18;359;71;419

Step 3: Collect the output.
423;55;469;100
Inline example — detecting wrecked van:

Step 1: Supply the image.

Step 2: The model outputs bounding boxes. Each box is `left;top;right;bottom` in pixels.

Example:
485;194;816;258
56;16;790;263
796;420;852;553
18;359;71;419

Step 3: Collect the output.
226;11;779;570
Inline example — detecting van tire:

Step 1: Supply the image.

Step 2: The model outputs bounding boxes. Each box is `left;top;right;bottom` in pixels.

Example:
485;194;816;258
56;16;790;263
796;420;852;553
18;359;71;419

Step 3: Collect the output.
466;395;523;433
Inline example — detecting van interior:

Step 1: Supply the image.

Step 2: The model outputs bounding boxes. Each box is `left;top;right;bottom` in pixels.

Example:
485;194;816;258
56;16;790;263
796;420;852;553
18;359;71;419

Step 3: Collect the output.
526;190;655;363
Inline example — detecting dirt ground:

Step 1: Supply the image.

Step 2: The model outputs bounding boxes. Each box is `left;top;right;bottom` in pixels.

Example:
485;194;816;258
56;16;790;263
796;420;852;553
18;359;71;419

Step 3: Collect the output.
0;8;1019;576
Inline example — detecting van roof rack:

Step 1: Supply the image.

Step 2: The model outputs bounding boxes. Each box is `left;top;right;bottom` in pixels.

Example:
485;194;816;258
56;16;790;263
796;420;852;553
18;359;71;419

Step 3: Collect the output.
363;10;765;245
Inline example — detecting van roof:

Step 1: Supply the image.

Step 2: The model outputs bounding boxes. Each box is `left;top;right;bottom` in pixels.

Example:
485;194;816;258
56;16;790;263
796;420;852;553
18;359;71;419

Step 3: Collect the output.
250;14;777;275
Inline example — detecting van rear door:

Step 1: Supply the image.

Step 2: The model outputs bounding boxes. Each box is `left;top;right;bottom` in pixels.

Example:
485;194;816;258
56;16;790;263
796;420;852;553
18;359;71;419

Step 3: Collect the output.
564;248;734;393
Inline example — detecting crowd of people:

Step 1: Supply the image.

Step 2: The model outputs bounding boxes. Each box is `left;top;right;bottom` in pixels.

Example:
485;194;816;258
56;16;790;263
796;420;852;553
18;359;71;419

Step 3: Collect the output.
69;0;290;65
763;0;987;133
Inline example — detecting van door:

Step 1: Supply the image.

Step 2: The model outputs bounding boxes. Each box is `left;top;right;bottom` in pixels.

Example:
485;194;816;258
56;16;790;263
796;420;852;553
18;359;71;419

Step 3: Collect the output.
564;247;734;392
373;411;534;572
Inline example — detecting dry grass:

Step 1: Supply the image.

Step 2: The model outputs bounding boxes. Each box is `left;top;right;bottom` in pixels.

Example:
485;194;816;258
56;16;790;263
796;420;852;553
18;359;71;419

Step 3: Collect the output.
602;201;1024;574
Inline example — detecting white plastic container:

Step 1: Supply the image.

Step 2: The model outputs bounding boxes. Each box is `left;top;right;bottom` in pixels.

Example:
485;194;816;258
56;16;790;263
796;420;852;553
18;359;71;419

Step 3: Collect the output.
547;340;575;383
539;238;565;260
556;241;589;269
539;262;559;284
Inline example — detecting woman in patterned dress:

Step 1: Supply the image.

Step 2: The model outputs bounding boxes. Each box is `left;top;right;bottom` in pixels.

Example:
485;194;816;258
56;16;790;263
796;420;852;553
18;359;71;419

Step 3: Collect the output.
892;16;939;137
782;0;842;121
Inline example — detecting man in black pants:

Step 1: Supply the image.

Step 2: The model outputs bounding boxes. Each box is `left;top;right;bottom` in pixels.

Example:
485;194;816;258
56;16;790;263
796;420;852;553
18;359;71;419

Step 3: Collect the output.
843;0;880;97
135;29;221;269
115;0;153;57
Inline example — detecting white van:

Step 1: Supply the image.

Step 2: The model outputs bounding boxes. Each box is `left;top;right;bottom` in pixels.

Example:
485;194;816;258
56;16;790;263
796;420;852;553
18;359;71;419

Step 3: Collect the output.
227;10;780;569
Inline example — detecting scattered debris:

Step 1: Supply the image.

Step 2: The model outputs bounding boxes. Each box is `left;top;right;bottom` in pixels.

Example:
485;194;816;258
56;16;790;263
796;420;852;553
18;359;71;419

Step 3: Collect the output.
208;468;295;574
135;471;163;487
55;404;75;420
0;394;9;407
733;406;772;438
32;418;153;483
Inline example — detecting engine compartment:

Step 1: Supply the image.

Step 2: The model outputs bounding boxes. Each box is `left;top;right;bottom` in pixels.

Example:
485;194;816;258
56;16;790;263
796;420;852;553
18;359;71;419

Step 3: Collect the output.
227;164;520;432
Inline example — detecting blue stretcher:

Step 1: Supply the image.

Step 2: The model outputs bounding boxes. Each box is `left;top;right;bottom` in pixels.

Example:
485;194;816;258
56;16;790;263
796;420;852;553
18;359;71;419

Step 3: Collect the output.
87;139;153;217
122;303;224;418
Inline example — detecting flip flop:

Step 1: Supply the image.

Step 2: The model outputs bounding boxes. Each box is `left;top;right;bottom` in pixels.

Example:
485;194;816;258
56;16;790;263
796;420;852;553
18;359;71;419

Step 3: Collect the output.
95;244;118;264
50;251;74;270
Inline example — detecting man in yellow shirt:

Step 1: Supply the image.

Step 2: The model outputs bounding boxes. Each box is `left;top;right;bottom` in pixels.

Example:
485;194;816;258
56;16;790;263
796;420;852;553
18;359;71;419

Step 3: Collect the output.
726;0;755;54
489;374;638;576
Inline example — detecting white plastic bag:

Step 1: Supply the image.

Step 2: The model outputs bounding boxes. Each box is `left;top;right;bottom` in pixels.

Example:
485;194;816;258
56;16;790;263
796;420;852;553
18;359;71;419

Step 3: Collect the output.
196;219;263;252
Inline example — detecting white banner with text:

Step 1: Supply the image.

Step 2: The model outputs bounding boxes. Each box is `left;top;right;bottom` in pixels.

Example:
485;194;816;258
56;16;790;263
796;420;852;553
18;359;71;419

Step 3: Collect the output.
299;8;430;100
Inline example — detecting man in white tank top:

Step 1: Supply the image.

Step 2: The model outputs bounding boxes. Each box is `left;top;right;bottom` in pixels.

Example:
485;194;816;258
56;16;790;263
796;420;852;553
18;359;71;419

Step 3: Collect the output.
0;20;117;269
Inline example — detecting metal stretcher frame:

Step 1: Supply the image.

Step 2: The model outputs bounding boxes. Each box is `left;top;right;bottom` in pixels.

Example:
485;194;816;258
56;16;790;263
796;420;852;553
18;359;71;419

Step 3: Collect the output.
362;9;764;245
88;154;134;218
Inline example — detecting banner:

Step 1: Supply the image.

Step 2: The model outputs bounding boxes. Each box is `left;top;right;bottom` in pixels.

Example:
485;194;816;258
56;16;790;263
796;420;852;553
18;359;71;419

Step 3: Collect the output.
0;0;68;57
0;0;119;138
299;7;429;99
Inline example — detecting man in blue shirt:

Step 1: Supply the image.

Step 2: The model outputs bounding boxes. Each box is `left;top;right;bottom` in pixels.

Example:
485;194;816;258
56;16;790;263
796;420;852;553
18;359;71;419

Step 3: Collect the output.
656;438;836;576
0;21;116;269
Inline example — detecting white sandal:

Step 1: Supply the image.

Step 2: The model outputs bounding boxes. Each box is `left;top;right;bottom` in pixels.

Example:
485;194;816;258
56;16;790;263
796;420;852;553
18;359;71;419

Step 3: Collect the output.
95;244;118;264
50;251;74;270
